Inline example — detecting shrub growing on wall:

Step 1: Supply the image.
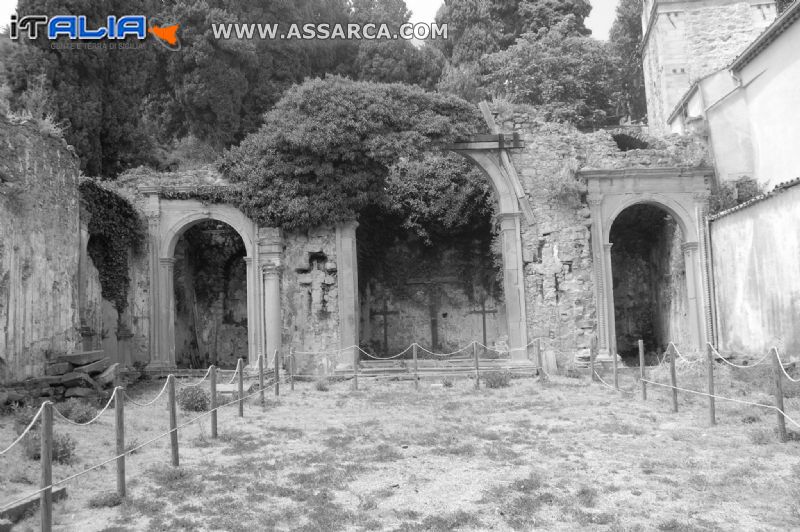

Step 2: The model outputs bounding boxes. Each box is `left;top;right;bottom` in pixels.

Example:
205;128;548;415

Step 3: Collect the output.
79;180;145;313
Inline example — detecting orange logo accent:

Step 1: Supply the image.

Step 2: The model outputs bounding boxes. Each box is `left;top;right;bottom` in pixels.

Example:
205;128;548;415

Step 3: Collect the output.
148;24;179;45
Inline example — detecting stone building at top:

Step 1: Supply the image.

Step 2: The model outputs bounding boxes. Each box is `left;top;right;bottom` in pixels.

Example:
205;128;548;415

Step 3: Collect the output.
641;0;777;135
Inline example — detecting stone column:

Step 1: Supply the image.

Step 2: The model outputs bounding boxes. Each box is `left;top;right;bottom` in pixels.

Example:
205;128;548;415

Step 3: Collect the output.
262;263;282;369
498;212;529;361
602;243;617;359
141;189;162;369
258;228;283;369
244;257;259;366
335;221;359;370
588;197;610;357
152;257;176;369
682;241;705;350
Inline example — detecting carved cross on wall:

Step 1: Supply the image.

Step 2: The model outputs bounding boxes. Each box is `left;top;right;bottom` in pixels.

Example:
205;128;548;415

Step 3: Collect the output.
370;300;398;355
469;298;498;351
406;276;461;351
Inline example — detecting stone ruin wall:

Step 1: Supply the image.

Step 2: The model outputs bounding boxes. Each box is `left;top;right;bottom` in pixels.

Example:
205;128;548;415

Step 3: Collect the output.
684;2;776;82
80;182;152;369
493;106;709;367
0;117;82;383
359;243;508;358
282;227;341;375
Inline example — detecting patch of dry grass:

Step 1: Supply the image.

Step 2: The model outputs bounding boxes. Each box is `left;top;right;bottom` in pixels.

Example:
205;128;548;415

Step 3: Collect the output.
2;371;800;531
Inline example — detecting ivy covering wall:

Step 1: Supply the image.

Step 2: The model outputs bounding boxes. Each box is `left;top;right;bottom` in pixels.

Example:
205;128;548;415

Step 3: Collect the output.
79;180;145;313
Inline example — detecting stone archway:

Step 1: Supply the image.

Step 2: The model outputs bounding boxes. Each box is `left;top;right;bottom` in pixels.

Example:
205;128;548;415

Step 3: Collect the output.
583;168;713;358
448;133;533;360
139;187;270;369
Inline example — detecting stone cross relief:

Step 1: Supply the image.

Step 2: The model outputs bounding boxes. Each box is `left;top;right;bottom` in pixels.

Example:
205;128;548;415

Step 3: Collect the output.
296;251;336;317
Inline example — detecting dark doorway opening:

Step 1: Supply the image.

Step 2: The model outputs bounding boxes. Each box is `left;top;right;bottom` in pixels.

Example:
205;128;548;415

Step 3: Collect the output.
610;204;687;364
173;220;247;369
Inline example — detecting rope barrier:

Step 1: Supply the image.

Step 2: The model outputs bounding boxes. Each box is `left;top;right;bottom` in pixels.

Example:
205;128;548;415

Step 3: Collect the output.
358;344;414;360
707;342;771;369
0;383;272;513
52;387;119;426
124;379;170;407
0;402;46;456
414;342;475;358
175;366;213;388
641;378;800;429
668;342;702;366
773;347;800;383
592;368;636;395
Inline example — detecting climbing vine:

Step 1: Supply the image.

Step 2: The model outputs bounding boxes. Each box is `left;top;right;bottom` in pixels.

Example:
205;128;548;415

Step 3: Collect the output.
79;180;146;313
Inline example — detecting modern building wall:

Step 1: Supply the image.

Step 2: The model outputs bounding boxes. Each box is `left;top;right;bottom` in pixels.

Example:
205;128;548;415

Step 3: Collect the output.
710;184;800;356
643;0;776;133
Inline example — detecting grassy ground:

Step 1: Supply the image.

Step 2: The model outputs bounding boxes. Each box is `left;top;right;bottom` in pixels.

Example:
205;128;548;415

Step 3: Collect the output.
1;364;800;531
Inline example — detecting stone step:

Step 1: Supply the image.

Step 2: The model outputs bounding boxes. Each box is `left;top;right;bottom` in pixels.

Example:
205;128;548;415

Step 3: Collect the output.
55;350;105;366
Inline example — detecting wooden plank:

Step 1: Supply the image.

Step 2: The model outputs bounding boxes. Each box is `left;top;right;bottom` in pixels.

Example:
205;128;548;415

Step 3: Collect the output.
0;487;67;523
56;350;104;366
74;357;111;375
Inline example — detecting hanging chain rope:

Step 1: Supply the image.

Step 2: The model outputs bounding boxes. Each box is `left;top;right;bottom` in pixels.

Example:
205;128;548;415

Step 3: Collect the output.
0;402;46;456
0;383;273;513
175;366;213;388
124;379;170;407
52;387;120;426
773;347;800;383
642;377;800;429
707;342;771;369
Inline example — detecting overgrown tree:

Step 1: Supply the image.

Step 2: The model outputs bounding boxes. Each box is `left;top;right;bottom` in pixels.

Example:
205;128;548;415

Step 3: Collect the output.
6;0;162;175
481;18;618;128
435;0;592;64
219;76;490;237
608;0;647;122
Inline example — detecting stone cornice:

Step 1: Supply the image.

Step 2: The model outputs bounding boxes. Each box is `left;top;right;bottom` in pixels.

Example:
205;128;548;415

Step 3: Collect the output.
579;167;714;180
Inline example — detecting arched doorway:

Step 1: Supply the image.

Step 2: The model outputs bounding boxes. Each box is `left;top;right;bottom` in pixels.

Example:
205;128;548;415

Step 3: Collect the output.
173;220;248;369
145;196;264;370
609;204;689;362
584;167;713;359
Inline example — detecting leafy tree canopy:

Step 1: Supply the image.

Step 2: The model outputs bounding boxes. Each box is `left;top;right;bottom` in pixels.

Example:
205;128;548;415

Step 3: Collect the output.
220;76;490;238
435;0;592;64
609;0;647;121
481;18;618;128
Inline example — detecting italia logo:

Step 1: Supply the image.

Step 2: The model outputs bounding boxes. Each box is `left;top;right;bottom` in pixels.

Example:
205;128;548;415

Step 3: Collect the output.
9;15;181;51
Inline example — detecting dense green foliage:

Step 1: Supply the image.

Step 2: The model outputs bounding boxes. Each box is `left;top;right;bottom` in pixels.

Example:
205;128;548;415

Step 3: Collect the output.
79;181;146;312
609;0;647;122
6;0;162;175
482;19;618;128
434;0;629;128
220;76;488;232
434;0;591;64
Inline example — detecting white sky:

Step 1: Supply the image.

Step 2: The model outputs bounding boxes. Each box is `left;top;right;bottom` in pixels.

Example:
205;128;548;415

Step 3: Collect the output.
0;0;618;41
406;0;619;40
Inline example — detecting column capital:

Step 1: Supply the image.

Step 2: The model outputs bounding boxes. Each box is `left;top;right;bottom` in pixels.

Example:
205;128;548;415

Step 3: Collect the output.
243;256;254;265
261;262;283;276
159;257;176;266
602;242;613;251
587;194;603;206
682;241;699;253
336;220;359;233
257;226;283;247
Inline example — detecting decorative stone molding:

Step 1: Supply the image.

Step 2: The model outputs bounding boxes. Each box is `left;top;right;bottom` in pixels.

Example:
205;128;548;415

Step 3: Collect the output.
585;166;713;355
